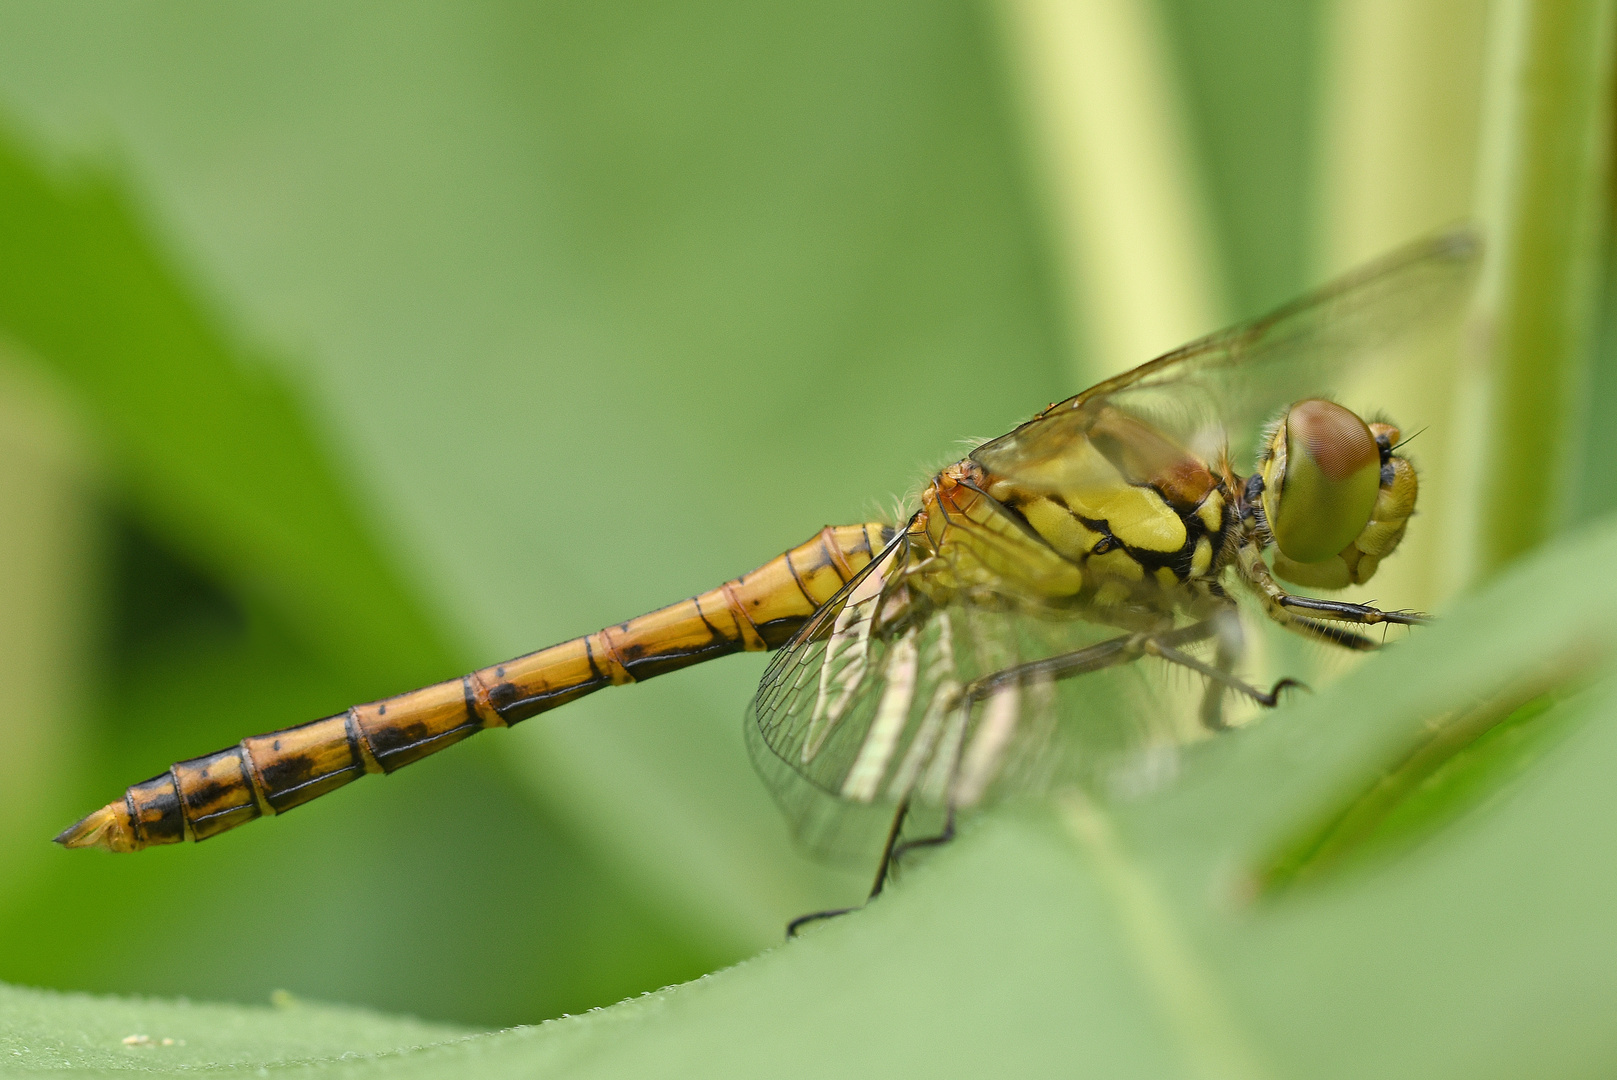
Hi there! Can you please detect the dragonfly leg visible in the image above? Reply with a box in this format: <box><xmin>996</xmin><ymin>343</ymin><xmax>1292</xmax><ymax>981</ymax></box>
<box><xmin>885</xmin><ymin>807</ymin><xmax>957</xmax><ymax>882</ymax></box>
<box><xmin>1142</xmin><ymin>636</ymin><xmax>1303</xmax><ymax>714</ymax></box>
<box><xmin>1235</xmin><ymin>541</ymin><xmax>1421</xmax><ymax>651</ymax></box>
<box><xmin>785</xmin><ymin>906</ymin><xmax>857</xmax><ymax>938</ymax></box>
<box><xmin>790</xmin><ymin>620</ymin><xmax>1289</xmax><ymax>939</ymax></box>
<box><xmin>1276</xmin><ymin>594</ymin><xmax>1428</xmax><ymax>626</ymax></box>
<box><xmin>962</xmin><ymin>621</ymin><xmax>1212</xmax><ymax>700</ymax></box>
<box><xmin>790</xmin><ymin>619</ymin><xmax>1296</xmax><ymax>939</ymax></box>
<box><xmin>937</xmin><ymin>623</ymin><xmax>1216</xmax><ymax>808</ymax></box>
<box><xmin>867</xmin><ymin>798</ymin><xmax>916</xmax><ymax>898</ymax></box>
<box><xmin>967</xmin><ymin>619</ymin><xmax>1295</xmax><ymax>732</ymax></box>
<box><xmin>786</xmin><ymin>798</ymin><xmax>912</xmax><ymax>938</ymax></box>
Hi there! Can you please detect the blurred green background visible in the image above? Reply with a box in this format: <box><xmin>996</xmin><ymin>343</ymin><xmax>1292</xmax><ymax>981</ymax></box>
<box><xmin>0</xmin><ymin>0</ymin><xmax>1609</xmax><ymax>1033</ymax></box>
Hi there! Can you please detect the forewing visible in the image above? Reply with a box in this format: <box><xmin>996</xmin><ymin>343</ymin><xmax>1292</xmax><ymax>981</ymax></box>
<box><xmin>973</xmin><ymin>228</ymin><xmax>1480</xmax><ymax>489</ymax></box>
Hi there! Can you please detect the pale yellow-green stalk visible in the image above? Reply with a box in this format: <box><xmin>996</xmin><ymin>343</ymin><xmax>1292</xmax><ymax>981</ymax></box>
<box><xmin>993</xmin><ymin>0</ymin><xmax>1226</xmax><ymax>386</ymax></box>
<box><xmin>1459</xmin><ymin>0</ymin><xmax>1616</xmax><ymax>582</ymax></box>
<box><xmin>0</xmin><ymin>346</ymin><xmax>95</xmax><ymax>900</ymax></box>
<box><xmin>1316</xmin><ymin>0</ymin><xmax>1490</xmax><ymax>615</ymax></box>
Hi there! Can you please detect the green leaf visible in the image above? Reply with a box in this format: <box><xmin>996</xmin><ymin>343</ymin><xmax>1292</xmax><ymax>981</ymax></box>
<box><xmin>8</xmin><ymin>513</ymin><xmax>1617</xmax><ymax>1077</ymax></box>
<box><xmin>0</xmin><ymin>982</ymin><xmax>472</xmax><ymax>1075</ymax></box>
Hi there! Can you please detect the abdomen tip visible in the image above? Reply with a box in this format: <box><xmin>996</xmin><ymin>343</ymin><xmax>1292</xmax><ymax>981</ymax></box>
<box><xmin>54</xmin><ymin>802</ymin><xmax>140</xmax><ymax>853</ymax></box>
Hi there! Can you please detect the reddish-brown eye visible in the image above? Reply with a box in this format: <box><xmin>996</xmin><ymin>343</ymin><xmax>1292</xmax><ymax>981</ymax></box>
<box><xmin>1260</xmin><ymin>399</ymin><xmax>1381</xmax><ymax>564</ymax></box>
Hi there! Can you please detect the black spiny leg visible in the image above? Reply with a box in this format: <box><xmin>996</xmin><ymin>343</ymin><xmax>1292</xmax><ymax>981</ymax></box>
<box><xmin>965</xmin><ymin>618</ymin><xmax>1299</xmax><ymax>736</ymax></box>
<box><xmin>786</xmin><ymin>799</ymin><xmax>912</xmax><ymax>938</ymax></box>
<box><xmin>1275</xmin><ymin>594</ymin><xmax>1428</xmax><ymax>626</ymax></box>
<box><xmin>1235</xmin><ymin>542</ymin><xmax>1426</xmax><ymax>650</ymax></box>
<box><xmin>885</xmin><ymin>807</ymin><xmax>956</xmax><ymax>884</ymax></box>
<box><xmin>787</xmin><ymin>619</ymin><xmax>1295</xmax><ymax>939</ymax></box>
<box><xmin>1143</xmin><ymin>637</ymin><xmax>1303</xmax><ymax>712</ymax></box>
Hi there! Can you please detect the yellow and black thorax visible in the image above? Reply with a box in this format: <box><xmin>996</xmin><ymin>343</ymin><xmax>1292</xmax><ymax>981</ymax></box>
<box><xmin>905</xmin><ymin>407</ymin><xmax>1234</xmax><ymax>615</ymax></box>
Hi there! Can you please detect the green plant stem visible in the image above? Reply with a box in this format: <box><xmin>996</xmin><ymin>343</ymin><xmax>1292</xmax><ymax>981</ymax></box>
<box><xmin>994</xmin><ymin>0</ymin><xmax>1224</xmax><ymax>386</ymax></box>
<box><xmin>1468</xmin><ymin>0</ymin><xmax>1616</xmax><ymax>579</ymax></box>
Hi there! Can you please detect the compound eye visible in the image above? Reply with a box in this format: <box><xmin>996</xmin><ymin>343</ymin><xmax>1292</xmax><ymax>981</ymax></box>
<box><xmin>1260</xmin><ymin>399</ymin><xmax>1381</xmax><ymax>564</ymax></box>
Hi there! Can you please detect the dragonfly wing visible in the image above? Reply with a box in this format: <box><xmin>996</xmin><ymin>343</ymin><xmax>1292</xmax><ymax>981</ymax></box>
<box><xmin>974</xmin><ymin>228</ymin><xmax>1480</xmax><ymax>488</ymax></box>
<box><xmin>746</xmin><ymin>533</ymin><xmax>1191</xmax><ymax>860</ymax></box>
<box><xmin>745</xmin><ymin>532</ymin><xmax>921</xmax><ymax>860</ymax></box>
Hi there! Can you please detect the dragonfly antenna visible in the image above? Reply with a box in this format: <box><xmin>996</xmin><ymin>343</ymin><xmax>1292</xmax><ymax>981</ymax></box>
<box><xmin>1390</xmin><ymin>426</ymin><xmax>1428</xmax><ymax>453</ymax></box>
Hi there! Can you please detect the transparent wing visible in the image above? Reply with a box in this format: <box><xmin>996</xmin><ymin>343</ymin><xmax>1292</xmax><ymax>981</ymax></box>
<box><xmin>745</xmin><ymin>532</ymin><xmax>1196</xmax><ymax>862</ymax></box>
<box><xmin>973</xmin><ymin>228</ymin><xmax>1480</xmax><ymax>490</ymax></box>
<box><xmin>745</xmin><ymin>533</ymin><xmax>919</xmax><ymax>860</ymax></box>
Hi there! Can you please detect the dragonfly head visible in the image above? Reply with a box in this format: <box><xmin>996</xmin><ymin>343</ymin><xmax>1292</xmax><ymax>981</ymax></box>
<box><xmin>1258</xmin><ymin>399</ymin><xmax>1417</xmax><ymax>589</ymax></box>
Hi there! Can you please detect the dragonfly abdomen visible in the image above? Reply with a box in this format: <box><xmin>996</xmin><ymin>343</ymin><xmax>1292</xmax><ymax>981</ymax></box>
<box><xmin>58</xmin><ymin>523</ymin><xmax>892</xmax><ymax>852</ymax></box>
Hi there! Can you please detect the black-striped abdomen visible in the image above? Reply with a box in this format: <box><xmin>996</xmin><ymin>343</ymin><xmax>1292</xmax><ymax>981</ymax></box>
<box><xmin>57</xmin><ymin>522</ymin><xmax>892</xmax><ymax>852</ymax></box>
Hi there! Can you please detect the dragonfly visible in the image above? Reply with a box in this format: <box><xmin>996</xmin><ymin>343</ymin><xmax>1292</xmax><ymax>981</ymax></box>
<box><xmin>57</xmin><ymin>230</ymin><xmax>1478</xmax><ymax>919</ymax></box>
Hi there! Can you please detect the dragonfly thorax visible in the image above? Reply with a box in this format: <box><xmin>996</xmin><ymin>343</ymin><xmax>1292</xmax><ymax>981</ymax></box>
<box><xmin>906</xmin><ymin>420</ymin><xmax>1235</xmax><ymax>621</ymax></box>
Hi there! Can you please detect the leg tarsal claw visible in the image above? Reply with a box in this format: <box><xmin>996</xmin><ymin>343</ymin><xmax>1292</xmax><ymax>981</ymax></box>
<box><xmin>1258</xmin><ymin>677</ymin><xmax>1307</xmax><ymax>706</ymax></box>
<box><xmin>786</xmin><ymin>908</ymin><xmax>858</xmax><ymax>937</ymax></box>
